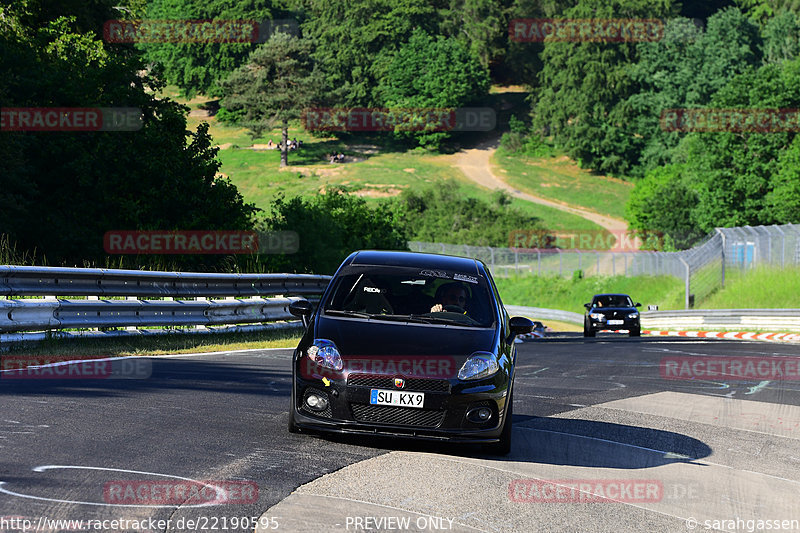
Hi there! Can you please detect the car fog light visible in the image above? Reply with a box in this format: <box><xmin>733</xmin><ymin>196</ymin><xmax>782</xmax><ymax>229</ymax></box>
<box><xmin>467</xmin><ymin>406</ymin><xmax>493</xmax><ymax>423</ymax></box>
<box><xmin>305</xmin><ymin>394</ymin><xmax>329</xmax><ymax>411</ymax></box>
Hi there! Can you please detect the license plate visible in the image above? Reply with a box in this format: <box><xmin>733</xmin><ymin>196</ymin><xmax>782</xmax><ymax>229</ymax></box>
<box><xmin>607</xmin><ymin>319</ymin><xmax>624</xmax><ymax>325</ymax></box>
<box><xmin>370</xmin><ymin>389</ymin><xmax>424</xmax><ymax>408</ymax></box>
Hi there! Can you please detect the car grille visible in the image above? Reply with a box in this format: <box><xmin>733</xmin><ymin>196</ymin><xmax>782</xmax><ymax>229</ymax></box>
<box><xmin>347</xmin><ymin>374</ymin><xmax>450</xmax><ymax>393</ymax></box>
<box><xmin>350</xmin><ymin>404</ymin><xmax>445</xmax><ymax>428</ymax></box>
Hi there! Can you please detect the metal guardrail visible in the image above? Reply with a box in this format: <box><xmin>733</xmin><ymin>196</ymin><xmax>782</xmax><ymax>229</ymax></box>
<box><xmin>505</xmin><ymin>306</ymin><xmax>800</xmax><ymax>332</ymax></box>
<box><xmin>641</xmin><ymin>309</ymin><xmax>800</xmax><ymax>332</ymax></box>
<box><xmin>0</xmin><ymin>265</ymin><xmax>329</xmax><ymax>297</ymax></box>
<box><xmin>0</xmin><ymin>266</ymin><xmax>331</xmax><ymax>341</ymax></box>
<box><xmin>504</xmin><ymin>305</ymin><xmax>584</xmax><ymax>324</ymax></box>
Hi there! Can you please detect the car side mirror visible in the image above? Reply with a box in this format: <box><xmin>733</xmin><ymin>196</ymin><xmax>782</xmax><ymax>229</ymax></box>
<box><xmin>289</xmin><ymin>300</ymin><xmax>313</xmax><ymax>328</ymax></box>
<box><xmin>635</xmin><ymin>302</ymin><xmax>642</xmax><ymax>307</ymax></box>
<box><xmin>508</xmin><ymin>316</ymin><xmax>534</xmax><ymax>342</ymax></box>
<box><xmin>583</xmin><ymin>303</ymin><xmax>592</xmax><ymax>310</ymax></box>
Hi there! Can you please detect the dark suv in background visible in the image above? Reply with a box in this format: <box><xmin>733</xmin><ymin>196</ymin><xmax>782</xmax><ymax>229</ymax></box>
<box><xmin>583</xmin><ymin>293</ymin><xmax>641</xmax><ymax>337</ymax></box>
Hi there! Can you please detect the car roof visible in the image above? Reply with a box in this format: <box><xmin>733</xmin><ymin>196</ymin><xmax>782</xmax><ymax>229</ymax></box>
<box><xmin>593</xmin><ymin>293</ymin><xmax>632</xmax><ymax>298</ymax></box>
<box><xmin>347</xmin><ymin>250</ymin><xmax>481</xmax><ymax>274</ymax></box>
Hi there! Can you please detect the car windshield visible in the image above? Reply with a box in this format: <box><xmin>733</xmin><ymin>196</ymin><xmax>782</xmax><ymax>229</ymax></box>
<box><xmin>323</xmin><ymin>267</ymin><xmax>496</xmax><ymax>328</ymax></box>
<box><xmin>593</xmin><ymin>295</ymin><xmax>634</xmax><ymax>308</ymax></box>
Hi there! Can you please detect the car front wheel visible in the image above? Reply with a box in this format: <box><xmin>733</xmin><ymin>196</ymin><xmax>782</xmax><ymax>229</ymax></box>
<box><xmin>583</xmin><ymin>323</ymin><xmax>595</xmax><ymax>337</ymax></box>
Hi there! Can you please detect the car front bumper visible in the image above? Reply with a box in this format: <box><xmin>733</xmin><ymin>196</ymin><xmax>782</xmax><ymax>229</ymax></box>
<box><xmin>291</xmin><ymin>376</ymin><xmax>510</xmax><ymax>443</ymax></box>
<box><xmin>588</xmin><ymin>318</ymin><xmax>640</xmax><ymax>331</ymax></box>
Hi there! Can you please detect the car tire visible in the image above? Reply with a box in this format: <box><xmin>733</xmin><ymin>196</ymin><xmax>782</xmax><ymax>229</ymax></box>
<box><xmin>288</xmin><ymin>386</ymin><xmax>301</xmax><ymax>434</ymax></box>
<box><xmin>486</xmin><ymin>391</ymin><xmax>513</xmax><ymax>456</ymax></box>
<box><xmin>583</xmin><ymin>325</ymin><xmax>595</xmax><ymax>337</ymax></box>
<box><xmin>629</xmin><ymin>328</ymin><xmax>641</xmax><ymax>337</ymax></box>
<box><xmin>288</xmin><ymin>408</ymin><xmax>300</xmax><ymax>433</ymax></box>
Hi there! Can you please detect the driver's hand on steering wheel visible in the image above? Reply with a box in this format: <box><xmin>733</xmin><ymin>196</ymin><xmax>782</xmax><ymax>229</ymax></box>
<box><xmin>430</xmin><ymin>303</ymin><xmax>445</xmax><ymax>313</ymax></box>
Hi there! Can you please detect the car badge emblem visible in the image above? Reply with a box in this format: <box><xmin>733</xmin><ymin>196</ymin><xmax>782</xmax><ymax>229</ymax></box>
<box><xmin>394</xmin><ymin>378</ymin><xmax>405</xmax><ymax>389</ymax></box>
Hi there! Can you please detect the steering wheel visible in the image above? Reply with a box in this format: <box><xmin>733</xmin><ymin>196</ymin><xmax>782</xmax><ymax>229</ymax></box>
<box><xmin>442</xmin><ymin>304</ymin><xmax>466</xmax><ymax>314</ymax></box>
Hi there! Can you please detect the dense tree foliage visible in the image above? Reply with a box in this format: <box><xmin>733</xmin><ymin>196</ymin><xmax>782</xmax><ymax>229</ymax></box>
<box><xmin>626</xmin><ymin>9</ymin><xmax>762</xmax><ymax>172</ymax></box>
<box><xmin>531</xmin><ymin>0</ymin><xmax>675</xmax><ymax>176</ymax></box>
<box><xmin>300</xmin><ymin>0</ymin><xmax>440</xmax><ymax>108</ymax></box>
<box><xmin>627</xmin><ymin>56</ymin><xmax>800</xmax><ymax>243</ymax></box>
<box><xmin>0</xmin><ymin>0</ymin><xmax>256</xmax><ymax>268</ymax></box>
<box><xmin>258</xmin><ymin>189</ymin><xmax>408</xmax><ymax>274</ymax></box>
<box><xmin>138</xmin><ymin>0</ymin><xmax>276</xmax><ymax>98</ymax></box>
<box><xmin>374</xmin><ymin>28</ymin><xmax>490</xmax><ymax>148</ymax></box>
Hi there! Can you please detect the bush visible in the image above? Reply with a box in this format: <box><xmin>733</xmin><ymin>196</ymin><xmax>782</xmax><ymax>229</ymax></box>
<box><xmin>258</xmin><ymin>189</ymin><xmax>408</xmax><ymax>274</ymax></box>
<box><xmin>392</xmin><ymin>182</ymin><xmax>545</xmax><ymax>247</ymax></box>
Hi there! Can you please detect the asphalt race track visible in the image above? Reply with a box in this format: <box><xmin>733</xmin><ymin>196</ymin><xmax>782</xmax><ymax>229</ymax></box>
<box><xmin>1</xmin><ymin>335</ymin><xmax>799</xmax><ymax>532</ymax></box>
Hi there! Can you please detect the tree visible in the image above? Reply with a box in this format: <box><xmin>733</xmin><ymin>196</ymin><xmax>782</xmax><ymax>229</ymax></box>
<box><xmin>137</xmin><ymin>0</ymin><xmax>276</xmax><ymax>98</ymax></box>
<box><xmin>220</xmin><ymin>32</ymin><xmax>318</xmax><ymax>166</ymax></box>
<box><xmin>625</xmin><ymin>165</ymin><xmax>703</xmax><ymax>249</ymax></box>
<box><xmin>259</xmin><ymin>189</ymin><xmax>408</xmax><ymax>274</ymax></box>
<box><xmin>531</xmin><ymin>0</ymin><xmax>675</xmax><ymax>177</ymax></box>
<box><xmin>626</xmin><ymin>9</ymin><xmax>761</xmax><ymax>172</ymax></box>
<box><xmin>301</xmin><ymin>0</ymin><xmax>440</xmax><ymax>108</ymax></box>
<box><xmin>439</xmin><ymin>0</ymin><xmax>506</xmax><ymax>71</ymax></box>
<box><xmin>762</xmin><ymin>9</ymin><xmax>800</xmax><ymax>62</ymax></box>
<box><xmin>0</xmin><ymin>1</ymin><xmax>257</xmax><ymax>268</ymax></box>
<box><xmin>683</xmin><ymin>57</ymin><xmax>800</xmax><ymax>232</ymax></box>
<box><xmin>373</xmin><ymin>28</ymin><xmax>490</xmax><ymax>148</ymax></box>
<box><xmin>767</xmin><ymin>136</ymin><xmax>800</xmax><ymax>222</ymax></box>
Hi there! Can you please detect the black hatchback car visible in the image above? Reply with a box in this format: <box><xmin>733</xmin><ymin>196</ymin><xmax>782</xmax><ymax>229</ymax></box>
<box><xmin>288</xmin><ymin>250</ymin><xmax>533</xmax><ymax>454</ymax></box>
<box><xmin>583</xmin><ymin>293</ymin><xmax>642</xmax><ymax>337</ymax></box>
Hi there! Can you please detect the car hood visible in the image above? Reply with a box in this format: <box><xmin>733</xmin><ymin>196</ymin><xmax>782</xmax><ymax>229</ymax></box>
<box><xmin>314</xmin><ymin>315</ymin><xmax>496</xmax><ymax>377</ymax></box>
<box><xmin>588</xmin><ymin>307</ymin><xmax>638</xmax><ymax>314</ymax></box>
<box><xmin>316</xmin><ymin>315</ymin><xmax>496</xmax><ymax>355</ymax></box>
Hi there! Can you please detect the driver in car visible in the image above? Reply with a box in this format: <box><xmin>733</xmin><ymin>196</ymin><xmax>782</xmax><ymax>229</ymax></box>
<box><xmin>430</xmin><ymin>282</ymin><xmax>468</xmax><ymax>313</ymax></box>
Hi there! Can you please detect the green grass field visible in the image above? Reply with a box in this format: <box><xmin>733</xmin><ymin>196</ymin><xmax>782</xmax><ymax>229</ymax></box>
<box><xmin>701</xmin><ymin>267</ymin><xmax>800</xmax><ymax>309</ymax></box>
<box><xmin>495</xmin><ymin>273</ymin><xmax>686</xmax><ymax>313</ymax></box>
<box><xmin>492</xmin><ymin>147</ymin><xmax>634</xmax><ymax>220</ymax></box>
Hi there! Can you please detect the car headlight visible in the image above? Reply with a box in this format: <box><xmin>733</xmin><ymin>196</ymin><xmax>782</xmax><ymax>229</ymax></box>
<box><xmin>458</xmin><ymin>352</ymin><xmax>499</xmax><ymax>381</ymax></box>
<box><xmin>589</xmin><ymin>313</ymin><xmax>605</xmax><ymax>320</ymax></box>
<box><xmin>627</xmin><ymin>312</ymin><xmax>639</xmax><ymax>319</ymax></box>
<box><xmin>306</xmin><ymin>339</ymin><xmax>343</xmax><ymax>371</ymax></box>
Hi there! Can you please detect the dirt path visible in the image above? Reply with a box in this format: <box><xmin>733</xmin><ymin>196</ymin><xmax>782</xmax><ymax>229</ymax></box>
<box><xmin>446</xmin><ymin>137</ymin><xmax>632</xmax><ymax>244</ymax></box>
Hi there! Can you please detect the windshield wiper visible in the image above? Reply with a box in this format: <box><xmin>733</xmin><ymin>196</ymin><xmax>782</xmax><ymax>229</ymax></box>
<box><xmin>324</xmin><ymin>309</ymin><xmax>371</xmax><ymax>318</ymax></box>
<box><xmin>408</xmin><ymin>314</ymin><xmax>477</xmax><ymax>326</ymax></box>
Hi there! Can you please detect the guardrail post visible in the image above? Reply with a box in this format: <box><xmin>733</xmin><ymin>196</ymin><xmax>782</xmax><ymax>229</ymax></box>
<box><xmin>680</xmin><ymin>257</ymin><xmax>690</xmax><ymax>309</ymax></box>
<box><xmin>774</xmin><ymin>225</ymin><xmax>785</xmax><ymax>268</ymax></box>
<box><xmin>716</xmin><ymin>228</ymin><xmax>726</xmax><ymax>289</ymax></box>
